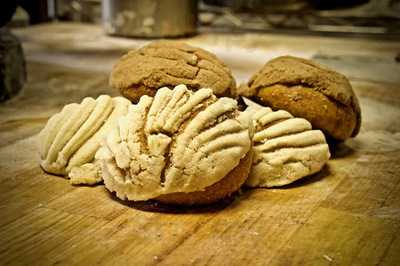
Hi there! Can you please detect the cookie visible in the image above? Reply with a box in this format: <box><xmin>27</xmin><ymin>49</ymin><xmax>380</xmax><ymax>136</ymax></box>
<box><xmin>243</xmin><ymin>98</ymin><xmax>330</xmax><ymax>187</ymax></box>
<box><xmin>38</xmin><ymin>95</ymin><xmax>131</xmax><ymax>185</ymax></box>
<box><xmin>237</xmin><ymin>56</ymin><xmax>361</xmax><ymax>141</ymax></box>
<box><xmin>99</xmin><ymin>84</ymin><xmax>252</xmax><ymax>205</ymax></box>
<box><xmin>110</xmin><ymin>41</ymin><xmax>236</xmax><ymax>102</ymax></box>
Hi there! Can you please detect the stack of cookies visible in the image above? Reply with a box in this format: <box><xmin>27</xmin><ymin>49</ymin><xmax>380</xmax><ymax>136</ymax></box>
<box><xmin>38</xmin><ymin>41</ymin><xmax>361</xmax><ymax>206</ymax></box>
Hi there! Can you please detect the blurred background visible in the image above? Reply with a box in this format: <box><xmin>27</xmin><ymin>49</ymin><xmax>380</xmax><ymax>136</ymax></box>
<box><xmin>1</xmin><ymin>0</ymin><xmax>400</xmax><ymax>102</ymax></box>
<box><xmin>3</xmin><ymin>0</ymin><xmax>400</xmax><ymax>37</ymax></box>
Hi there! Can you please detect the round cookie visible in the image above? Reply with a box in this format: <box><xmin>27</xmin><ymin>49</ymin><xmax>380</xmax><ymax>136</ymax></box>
<box><xmin>237</xmin><ymin>56</ymin><xmax>361</xmax><ymax>141</ymax></box>
<box><xmin>110</xmin><ymin>41</ymin><xmax>236</xmax><ymax>103</ymax></box>
<box><xmin>98</xmin><ymin>84</ymin><xmax>252</xmax><ymax>205</ymax></box>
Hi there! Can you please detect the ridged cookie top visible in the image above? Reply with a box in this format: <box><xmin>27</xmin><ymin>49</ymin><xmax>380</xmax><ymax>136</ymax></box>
<box><xmin>38</xmin><ymin>95</ymin><xmax>131</xmax><ymax>184</ymax></box>
<box><xmin>243</xmin><ymin>99</ymin><xmax>330</xmax><ymax>187</ymax></box>
<box><xmin>99</xmin><ymin>84</ymin><xmax>252</xmax><ymax>201</ymax></box>
<box><xmin>110</xmin><ymin>41</ymin><xmax>236</xmax><ymax>99</ymax></box>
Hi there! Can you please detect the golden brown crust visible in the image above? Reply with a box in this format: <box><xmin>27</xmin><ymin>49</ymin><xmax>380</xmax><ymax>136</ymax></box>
<box><xmin>257</xmin><ymin>85</ymin><xmax>358</xmax><ymax>140</ymax></box>
<box><xmin>110</xmin><ymin>41</ymin><xmax>236</xmax><ymax>102</ymax></box>
<box><xmin>237</xmin><ymin>56</ymin><xmax>361</xmax><ymax>140</ymax></box>
<box><xmin>119</xmin><ymin>84</ymin><xmax>157</xmax><ymax>103</ymax></box>
<box><xmin>155</xmin><ymin>151</ymin><xmax>253</xmax><ymax>206</ymax></box>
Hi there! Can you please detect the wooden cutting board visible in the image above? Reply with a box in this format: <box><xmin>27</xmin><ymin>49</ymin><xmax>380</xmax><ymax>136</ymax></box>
<box><xmin>0</xmin><ymin>23</ymin><xmax>399</xmax><ymax>265</ymax></box>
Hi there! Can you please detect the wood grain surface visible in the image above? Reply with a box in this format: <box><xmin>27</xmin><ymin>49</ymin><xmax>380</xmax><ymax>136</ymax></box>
<box><xmin>0</xmin><ymin>23</ymin><xmax>399</xmax><ymax>265</ymax></box>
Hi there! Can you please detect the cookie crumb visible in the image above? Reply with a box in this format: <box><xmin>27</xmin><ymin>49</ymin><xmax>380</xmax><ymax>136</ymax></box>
<box><xmin>323</xmin><ymin>254</ymin><xmax>333</xmax><ymax>262</ymax></box>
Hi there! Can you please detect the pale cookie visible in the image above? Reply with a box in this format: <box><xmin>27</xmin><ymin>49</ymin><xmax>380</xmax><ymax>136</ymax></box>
<box><xmin>99</xmin><ymin>84</ymin><xmax>252</xmax><ymax>205</ymax></box>
<box><xmin>243</xmin><ymin>98</ymin><xmax>330</xmax><ymax>187</ymax></box>
<box><xmin>38</xmin><ymin>95</ymin><xmax>131</xmax><ymax>185</ymax></box>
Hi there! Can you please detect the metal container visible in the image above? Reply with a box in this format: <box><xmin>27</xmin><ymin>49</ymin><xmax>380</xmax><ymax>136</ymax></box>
<box><xmin>102</xmin><ymin>0</ymin><xmax>198</xmax><ymax>37</ymax></box>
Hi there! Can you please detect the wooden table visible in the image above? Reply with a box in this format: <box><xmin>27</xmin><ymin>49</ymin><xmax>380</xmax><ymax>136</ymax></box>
<box><xmin>1</xmin><ymin>23</ymin><xmax>399</xmax><ymax>265</ymax></box>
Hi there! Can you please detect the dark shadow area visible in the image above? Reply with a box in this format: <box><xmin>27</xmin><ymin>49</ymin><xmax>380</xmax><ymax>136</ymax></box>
<box><xmin>71</xmin><ymin>181</ymin><xmax>104</xmax><ymax>188</ymax></box>
<box><xmin>106</xmin><ymin>188</ymin><xmax>244</xmax><ymax>214</ymax></box>
<box><xmin>327</xmin><ymin>137</ymin><xmax>356</xmax><ymax>159</ymax></box>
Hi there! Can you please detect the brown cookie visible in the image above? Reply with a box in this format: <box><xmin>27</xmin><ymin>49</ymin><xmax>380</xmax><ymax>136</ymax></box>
<box><xmin>110</xmin><ymin>41</ymin><xmax>236</xmax><ymax>102</ymax></box>
<box><xmin>237</xmin><ymin>56</ymin><xmax>361</xmax><ymax>141</ymax></box>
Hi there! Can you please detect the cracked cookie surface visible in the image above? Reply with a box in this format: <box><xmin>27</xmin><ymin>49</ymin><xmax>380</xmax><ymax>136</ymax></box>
<box><xmin>110</xmin><ymin>41</ymin><xmax>236</xmax><ymax>103</ymax></box>
<box><xmin>99</xmin><ymin>84</ymin><xmax>252</xmax><ymax>203</ymax></box>
<box><xmin>243</xmin><ymin>98</ymin><xmax>330</xmax><ymax>187</ymax></box>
